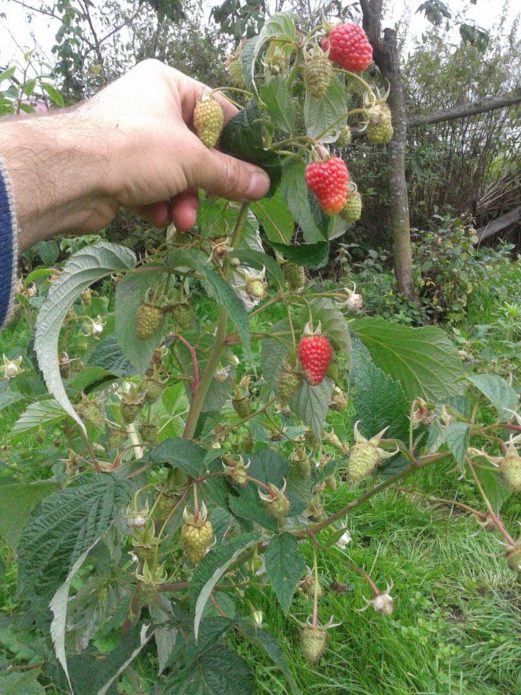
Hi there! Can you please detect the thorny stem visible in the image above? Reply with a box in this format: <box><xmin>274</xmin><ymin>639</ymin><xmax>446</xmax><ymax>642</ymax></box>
<box><xmin>250</xmin><ymin>290</ymin><xmax>284</xmax><ymax>317</ymax></box>
<box><xmin>182</xmin><ymin>203</ymin><xmax>250</xmax><ymax>439</ymax></box>
<box><xmin>312</xmin><ymin>546</ymin><xmax>319</xmax><ymax>628</ymax></box>
<box><xmin>170</xmin><ymin>333</ymin><xmax>200</xmax><ymax>394</ymax></box>
<box><xmin>467</xmin><ymin>460</ymin><xmax>515</xmax><ymax>546</ymax></box>
<box><xmin>193</xmin><ymin>483</ymin><xmax>199</xmax><ymax>523</ymax></box>
<box><xmin>395</xmin><ymin>487</ymin><xmax>488</xmax><ymax>522</ymax></box>
<box><xmin>296</xmin><ymin>451</ymin><xmax>452</xmax><ymax>538</ymax></box>
<box><xmin>345</xmin><ymin>557</ymin><xmax>379</xmax><ymax>595</ymax></box>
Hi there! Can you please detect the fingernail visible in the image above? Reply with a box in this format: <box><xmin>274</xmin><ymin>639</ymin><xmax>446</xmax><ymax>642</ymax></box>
<box><xmin>246</xmin><ymin>170</ymin><xmax>270</xmax><ymax>200</ymax></box>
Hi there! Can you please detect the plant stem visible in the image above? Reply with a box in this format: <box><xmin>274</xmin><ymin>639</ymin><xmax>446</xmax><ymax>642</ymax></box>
<box><xmin>182</xmin><ymin>203</ymin><xmax>250</xmax><ymax>440</ymax></box>
<box><xmin>296</xmin><ymin>451</ymin><xmax>451</xmax><ymax>538</ymax></box>
<box><xmin>467</xmin><ymin>461</ymin><xmax>515</xmax><ymax>545</ymax></box>
<box><xmin>312</xmin><ymin>546</ymin><xmax>319</xmax><ymax>628</ymax></box>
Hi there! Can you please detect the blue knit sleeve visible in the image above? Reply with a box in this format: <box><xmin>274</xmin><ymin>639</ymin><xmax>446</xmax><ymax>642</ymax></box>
<box><xmin>0</xmin><ymin>159</ymin><xmax>19</xmax><ymax>329</ymax></box>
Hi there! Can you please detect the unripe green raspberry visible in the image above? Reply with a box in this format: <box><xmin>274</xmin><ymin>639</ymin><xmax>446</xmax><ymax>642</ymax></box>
<box><xmin>283</xmin><ymin>262</ymin><xmax>306</xmax><ymax>290</ymax></box>
<box><xmin>107</xmin><ymin>426</ymin><xmax>128</xmax><ymax>450</ymax></box>
<box><xmin>142</xmin><ymin>378</ymin><xmax>164</xmax><ymax>405</ymax></box>
<box><xmin>171</xmin><ymin>302</ymin><xmax>195</xmax><ymax>332</ymax></box>
<box><xmin>267</xmin><ymin>494</ymin><xmax>290</xmax><ymax>521</ymax></box>
<box><xmin>120</xmin><ymin>402</ymin><xmax>141</xmax><ymax>425</ymax></box>
<box><xmin>276</xmin><ymin>368</ymin><xmax>302</xmax><ymax>404</ymax></box>
<box><xmin>340</xmin><ymin>190</ymin><xmax>363</xmax><ymax>223</ymax></box>
<box><xmin>500</xmin><ymin>454</ymin><xmax>521</xmax><ymax>492</ymax></box>
<box><xmin>232</xmin><ymin>396</ymin><xmax>251</xmax><ymax>419</ymax></box>
<box><xmin>181</xmin><ymin>519</ymin><xmax>214</xmax><ymax>566</ymax></box>
<box><xmin>139</xmin><ymin>423</ymin><xmax>158</xmax><ymax>446</ymax></box>
<box><xmin>335</xmin><ymin>125</ymin><xmax>352</xmax><ymax>147</ymax></box>
<box><xmin>264</xmin><ymin>43</ymin><xmax>289</xmax><ymax>75</ymax></box>
<box><xmin>227</xmin><ymin>56</ymin><xmax>245</xmax><ymax>87</ymax></box>
<box><xmin>136</xmin><ymin>303</ymin><xmax>163</xmax><ymax>340</ymax></box>
<box><xmin>304</xmin><ymin>47</ymin><xmax>332</xmax><ymax>98</ymax></box>
<box><xmin>347</xmin><ymin>442</ymin><xmax>380</xmax><ymax>482</ymax></box>
<box><xmin>367</xmin><ymin>120</ymin><xmax>393</xmax><ymax>144</ymax></box>
<box><xmin>367</xmin><ymin>104</ymin><xmax>393</xmax><ymax>144</ymax></box>
<box><xmin>260</xmin><ymin>483</ymin><xmax>290</xmax><ymax>522</ymax></box>
<box><xmin>300</xmin><ymin>626</ymin><xmax>327</xmax><ymax>664</ymax></box>
<box><xmin>290</xmin><ymin>446</ymin><xmax>311</xmax><ymax>479</ymax></box>
<box><xmin>325</xmin><ymin>474</ymin><xmax>337</xmax><ymax>490</ymax></box>
<box><xmin>194</xmin><ymin>94</ymin><xmax>224</xmax><ymax>149</ymax></box>
<box><xmin>77</xmin><ymin>400</ymin><xmax>104</xmax><ymax>429</ymax></box>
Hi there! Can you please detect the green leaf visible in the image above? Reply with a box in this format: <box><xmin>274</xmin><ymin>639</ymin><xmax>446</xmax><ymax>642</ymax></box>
<box><xmin>351</xmin><ymin>317</ymin><xmax>465</xmax><ymax>402</ymax></box>
<box><xmin>264</xmin><ymin>533</ymin><xmax>306</xmax><ymax>613</ymax></box>
<box><xmin>220</xmin><ymin>100</ymin><xmax>282</xmax><ymax>193</ymax></box>
<box><xmin>304</xmin><ymin>73</ymin><xmax>347</xmax><ymax>143</ymax></box>
<box><xmin>241</xmin><ymin>34</ymin><xmax>261</xmax><ymax>93</ymax></box>
<box><xmin>259</xmin><ymin>76</ymin><xmax>296</xmax><ymax>133</ymax></box>
<box><xmin>269</xmin><ymin>241</ymin><xmax>330</xmax><ymax>269</ymax></box>
<box><xmin>149</xmin><ymin>598</ymin><xmax>177</xmax><ymax>676</ymax></box>
<box><xmin>309</xmin><ymin>297</ymin><xmax>352</xmax><ymax>362</ymax></box>
<box><xmin>445</xmin><ymin>422</ymin><xmax>469</xmax><ymax>469</ymax></box>
<box><xmin>228</xmin><ymin>486</ymin><xmax>279</xmax><ymax>532</ymax></box>
<box><xmin>236</xmin><ymin>623</ymin><xmax>301</xmax><ymax>695</ymax></box>
<box><xmin>232</xmin><ymin>248</ymin><xmax>285</xmax><ymax>287</ymax></box>
<box><xmin>50</xmin><ymin>545</ymin><xmax>100</xmax><ymax>695</ymax></box>
<box><xmin>116</xmin><ymin>269</ymin><xmax>165</xmax><ymax>373</ymax></box>
<box><xmin>44</xmin><ymin>624</ymin><xmax>152</xmax><ymax>695</ymax></box>
<box><xmin>0</xmin><ymin>670</ymin><xmax>45</xmax><ymax>695</ymax></box>
<box><xmin>351</xmin><ymin>336</ymin><xmax>409</xmax><ymax>442</ymax></box>
<box><xmin>474</xmin><ymin>465</ymin><xmax>510</xmax><ymax>513</ymax></box>
<box><xmin>201</xmin><ymin>266</ymin><xmax>251</xmax><ymax>358</ymax></box>
<box><xmin>0</xmin><ymin>480</ymin><xmax>59</xmax><ymax>551</ymax></box>
<box><xmin>10</xmin><ymin>399</ymin><xmax>68</xmax><ymax>438</ymax></box>
<box><xmin>262</xmin><ymin>13</ymin><xmax>297</xmax><ymax>39</ymax></box>
<box><xmin>166</xmin><ymin>644</ymin><xmax>255</xmax><ymax>695</ymax></box>
<box><xmin>291</xmin><ymin>378</ymin><xmax>334</xmax><ymax>438</ymax></box>
<box><xmin>87</xmin><ymin>335</ymin><xmax>136</xmax><ymax>377</ymax></box>
<box><xmin>0</xmin><ymin>66</ymin><xmax>16</xmax><ymax>82</ymax></box>
<box><xmin>149</xmin><ymin>437</ymin><xmax>207</xmax><ymax>476</ymax></box>
<box><xmin>190</xmin><ymin>534</ymin><xmax>258</xmax><ymax>640</ymax></box>
<box><xmin>251</xmin><ymin>190</ymin><xmax>294</xmax><ymax>244</ymax></box>
<box><xmin>248</xmin><ymin>449</ymin><xmax>289</xmax><ymax>486</ymax></box>
<box><xmin>467</xmin><ymin>374</ymin><xmax>518</xmax><ymax>419</ymax></box>
<box><xmin>0</xmin><ymin>386</ymin><xmax>23</xmax><ymax>411</ymax></box>
<box><xmin>280</xmin><ymin>159</ymin><xmax>324</xmax><ymax>243</ymax></box>
<box><xmin>41</xmin><ymin>82</ymin><xmax>65</xmax><ymax>106</ymax></box>
<box><xmin>260</xmin><ymin>319</ymin><xmax>290</xmax><ymax>391</ymax></box>
<box><xmin>18</xmin><ymin>474</ymin><xmax>130</xmax><ymax>600</ymax></box>
<box><xmin>35</xmin><ymin>242</ymin><xmax>136</xmax><ymax>434</ymax></box>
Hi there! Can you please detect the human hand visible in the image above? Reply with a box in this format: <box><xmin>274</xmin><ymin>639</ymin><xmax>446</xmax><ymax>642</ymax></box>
<box><xmin>0</xmin><ymin>60</ymin><xmax>270</xmax><ymax>250</ymax></box>
<box><xmin>79</xmin><ymin>59</ymin><xmax>270</xmax><ymax>230</ymax></box>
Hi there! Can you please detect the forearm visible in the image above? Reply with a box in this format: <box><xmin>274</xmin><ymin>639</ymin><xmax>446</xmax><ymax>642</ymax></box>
<box><xmin>0</xmin><ymin>110</ymin><xmax>112</xmax><ymax>251</ymax></box>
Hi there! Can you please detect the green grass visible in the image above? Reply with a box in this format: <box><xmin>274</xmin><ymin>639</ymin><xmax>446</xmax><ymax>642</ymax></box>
<box><xmin>239</xmin><ymin>487</ymin><xmax>520</xmax><ymax>695</ymax></box>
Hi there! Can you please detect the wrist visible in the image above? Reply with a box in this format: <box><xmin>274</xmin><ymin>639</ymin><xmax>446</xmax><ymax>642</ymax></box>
<box><xmin>0</xmin><ymin>110</ymin><xmax>111</xmax><ymax>251</ymax></box>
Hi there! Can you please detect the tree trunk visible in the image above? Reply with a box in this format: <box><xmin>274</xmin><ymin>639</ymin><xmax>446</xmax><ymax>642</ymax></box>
<box><xmin>361</xmin><ymin>1</ymin><xmax>415</xmax><ymax>299</ymax></box>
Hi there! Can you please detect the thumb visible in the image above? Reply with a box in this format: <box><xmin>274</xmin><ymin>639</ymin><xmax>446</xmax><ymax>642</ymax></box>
<box><xmin>192</xmin><ymin>145</ymin><xmax>270</xmax><ymax>201</ymax></box>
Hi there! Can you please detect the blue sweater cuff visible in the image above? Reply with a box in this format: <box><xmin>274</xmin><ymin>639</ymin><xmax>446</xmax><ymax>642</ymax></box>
<box><xmin>0</xmin><ymin>159</ymin><xmax>19</xmax><ymax>329</ymax></box>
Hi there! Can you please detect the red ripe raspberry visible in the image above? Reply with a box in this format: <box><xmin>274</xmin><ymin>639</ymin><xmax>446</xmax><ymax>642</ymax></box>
<box><xmin>322</xmin><ymin>24</ymin><xmax>373</xmax><ymax>73</ymax></box>
<box><xmin>298</xmin><ymin>335</ymin><xmax>333</xmax><ymax>386</ymax></box>
<box><xmin>305</xmin><ymin>156</ymin><xmax>349</xmax><ymax>216</ymax></box>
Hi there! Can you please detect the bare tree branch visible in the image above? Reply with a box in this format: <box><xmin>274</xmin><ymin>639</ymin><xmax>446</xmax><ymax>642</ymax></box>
<box><xmin>408</xmin><ymin>93</ymin><xmax>521</xmax><ymax>127</ymax></box>
<box><xmin>477</xmin><ymin>206</ymin><xmax>521</xmax><ymax>241</ymax></box>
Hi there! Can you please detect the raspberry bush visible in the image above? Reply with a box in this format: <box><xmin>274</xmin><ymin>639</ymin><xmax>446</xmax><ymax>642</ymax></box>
<box><xmin>1</xmin><ymin>13</ymin><xmax>520</xmax><ymax>695</ymax></box>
